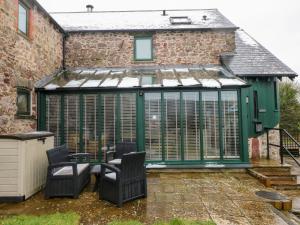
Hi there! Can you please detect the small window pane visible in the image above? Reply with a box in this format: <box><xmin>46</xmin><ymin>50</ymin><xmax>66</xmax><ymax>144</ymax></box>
<box><xmin>17</xmin><ymin>91</ymin><xmax>30</xmax><ymax>114</ymax></box>
<box><xmin>18</xmin><ymin>3</ymin><xmax>28</xmax><ymax>34</ymax></box>
<box><xmin>135</xmin><ymin>38</ymin><xmax>152</xmax><ymax>60</ymax></box>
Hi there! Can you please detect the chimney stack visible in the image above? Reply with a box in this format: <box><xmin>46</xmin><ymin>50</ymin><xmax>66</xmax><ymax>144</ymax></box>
<box><xmin>86</xmin><ymin>4</ymin><xmax>94</xmax><ymax>12</ymax></box>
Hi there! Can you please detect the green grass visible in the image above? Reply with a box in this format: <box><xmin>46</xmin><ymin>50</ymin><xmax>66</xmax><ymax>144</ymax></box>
<box><xmin>0</xmin><ymin>212</ymin><xmax>80</xmax><ymax>225</ymax></box>
<box><xmin>1</xmin><ymin>214</ymin><xmax>215</xmax><ymax>225</ymax></box>
<box><xmin>108</xmin><ymin>219</ymin><xmax>216</xmax><ymax>225</ymax></box>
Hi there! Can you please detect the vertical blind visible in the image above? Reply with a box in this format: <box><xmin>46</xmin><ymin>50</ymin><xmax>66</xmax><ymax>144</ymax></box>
<box><xmin>46</xmin><ymin>95</ymin><xmax>61</xmax><ymax>147</ymax></box>
<box><xmin>164</xmin><ymin>92</ymin><xmax>181</xmax><ymax>161</ymax></box>
<box><xmin>44</xmin><ymin>90</ymin><xmax>241</xmax><ymax>162</ymax></box>
<box><xmin>120</xmin><ymin>93</ymin><xmax>136</xmax><ymax>142</ymax></box>
<box><xmin>221</xmin><ymin>91</ymin><xmax>240</xmax><ymax>158</ymax></box>
<box><xmin>83</xmin><ymin>95</ymin><xmax>98</xmax><ymax>160</ymax></box>
<box><xmin>145</xmin><ymin>93</ymin><xmax>162</xmax><ymax>161</ymax></box>
<box><xmin>202</xmin><ymin>91</ymin><xmax>220</xmax><ymax>159</ymax></box>
<box><xmin>64</xmin><ymin>95</ymin><xmax>80</xmax><ymax>153</ymax></box>
<box><xmin>183</xmin><ymin>92</ymin><xmax>200</xmax><ymax>160</ymax></box>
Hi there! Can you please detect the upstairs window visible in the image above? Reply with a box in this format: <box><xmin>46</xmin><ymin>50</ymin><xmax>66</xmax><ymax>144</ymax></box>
<box><xmin>134</xmin><ymin>36</ymin><xmax>153</xmax><ymax>61</ymax></box>
<box><xmin>17</xmin><ymin>88</ymin><xmax>31</xmax><ymax>116</ymax></box>
<box><xmin>18</xmin><ymin>2</ymin><xmax>29</xmax><ymax>35</ymax></box>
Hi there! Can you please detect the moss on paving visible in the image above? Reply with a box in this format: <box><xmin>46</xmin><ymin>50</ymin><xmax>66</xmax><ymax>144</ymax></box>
<box><xmin>0</xmin><ymin>212</ymin><xmax>80</xmax><ymax>225</ymax></box>
<box><xmin>108</xmin><ymin>219</ymin><xmax>216</xmax><ymax>225</ymax></box>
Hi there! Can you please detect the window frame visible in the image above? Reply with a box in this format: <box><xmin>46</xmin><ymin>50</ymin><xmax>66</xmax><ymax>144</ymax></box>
<box><xmin>18</xmin><ymin>1</ymin><xmax>29</xmax><ymax>36</ymax></box>
<box><xmin>134</xmin><ymin>36</ymin><xmax>153</xmax><ymax>61</ymax></box>
<box><xmin>16</xmin><ymin>88</ymin><xmax>31</xmax><ymax>116</ymax></box>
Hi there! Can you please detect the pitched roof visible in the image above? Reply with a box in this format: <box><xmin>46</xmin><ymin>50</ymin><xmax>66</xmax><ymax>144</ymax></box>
<box><xmin>221</xmin><ymin>30</ymin><xmax>297</xmax><ymax>78</ymax></box>
<box><xmin>50</xmin><ymin>9</ymin><xmax>238</xmax><ymax>32</ymax></box>
<box><xmin>36</xmin><ymin>65</ymin><xmax>247</xmax><ymax>90</ymax></box>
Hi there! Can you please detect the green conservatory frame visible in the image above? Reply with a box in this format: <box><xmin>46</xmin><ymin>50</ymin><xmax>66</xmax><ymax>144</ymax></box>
<box><xmin>37</xmin><ymin>86</ymin><xmax>249</xmax><ymax>165</ymax></box>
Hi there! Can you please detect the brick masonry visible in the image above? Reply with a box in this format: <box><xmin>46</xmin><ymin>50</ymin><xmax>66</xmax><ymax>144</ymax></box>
<box><xmin>65</xmin><ymin>30</ymin><xmax>235</xmax><ymax>68</ymax></box>
<box><xmin>0</xmin><ymin>0</ymin><xmax>63</xmax><ymax>134</ymax></box>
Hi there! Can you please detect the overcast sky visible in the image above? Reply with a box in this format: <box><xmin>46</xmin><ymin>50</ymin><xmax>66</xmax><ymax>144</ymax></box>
<box><xmin>38</xmin><ymin>0</ymin><xmax>300</xmax><ymax>80</ymax></box>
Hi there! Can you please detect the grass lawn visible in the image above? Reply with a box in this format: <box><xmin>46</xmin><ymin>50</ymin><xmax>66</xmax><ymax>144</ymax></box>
<box><xmin>0</xmin><ymin>213</ymin><xmax>216</xmax><ymax>225</ymax></box>
<box><xmin>0</xmin><ymin>212</ymin><xmax>80</xmax><ymax>225</ymax></box>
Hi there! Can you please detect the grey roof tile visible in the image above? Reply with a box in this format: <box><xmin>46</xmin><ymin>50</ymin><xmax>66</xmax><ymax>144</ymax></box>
<box><xmin>50</xmin><ymin>9</ymin><xmax>237</xmax><ymax>32</ymax></box>
<box><xmin>221</xmin><ymin>30</ymin><xmax>297</xmax><ymax>77</ymax></box>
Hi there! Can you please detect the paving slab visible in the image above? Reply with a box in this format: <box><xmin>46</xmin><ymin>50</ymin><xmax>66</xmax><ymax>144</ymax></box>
<box><xmin>0</xmin><ymin>172</ymin><xmax>294</xmax><ymax>225</ymax></box>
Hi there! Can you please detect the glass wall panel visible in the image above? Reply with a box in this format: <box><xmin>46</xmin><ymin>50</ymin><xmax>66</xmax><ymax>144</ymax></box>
<box><xmin>101</xmin><ymin>94</ymin><xmax>116</xmax><ymax>160</ymax></box>
<box><xmin>183</xmin><ymin>92</ymin><xmax>200</xmax><ymax>160</ymax></box>
<box><xmin>164</xmin><ymin>92</ymin><xmax>181</xmax><ymax>161</ymax></box>
<box><xmin>145</xmin><ymin>93</ymin><xmax>162</xmax><ymax>161</ymax></box>
<box><xmin>221</xmin><ymin>91</ymin><xmax>240</xmax><ymax>158</ymax></box>
<box><xmin>202</xmin><ymin>92</ymin><xmax>220</xmax><ymax>159</ymax></box>
<box><xmin>64</xmin><ymin>95</ymin><xmax>80</xmax><ymax>153</ymax></box>
<box><xmin>120</xmin><ymin>93</ymin><xmax>136</xmax><ymax>142</ymax></box>
<box><xmin>83</xmin><ymin>95</ymin><xmax>99</xmax><ymax>160</ymax></box>
<box><xmin>46</xmin><ymin>95</ymin><xmax>61</xmax><ymax>147</ymax></box>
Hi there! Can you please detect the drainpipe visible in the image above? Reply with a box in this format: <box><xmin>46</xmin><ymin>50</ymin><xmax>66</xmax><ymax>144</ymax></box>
<box><xmin>62</xmin><ymin>32</ymin><xmax>68</xmax><ymax>70</ymax></box>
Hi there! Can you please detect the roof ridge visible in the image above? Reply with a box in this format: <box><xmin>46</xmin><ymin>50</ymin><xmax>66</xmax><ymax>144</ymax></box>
<box><xmin>50</xmin><ymin>8</ymin><xmax>218</xmax><ymax>14</ymax></box>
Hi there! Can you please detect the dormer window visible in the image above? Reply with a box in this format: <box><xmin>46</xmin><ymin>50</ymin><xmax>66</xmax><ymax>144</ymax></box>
<box><xmin>18</xmin><ymin>1</ymin><xmax>29</xmax><ymax>35</ymax></box>
<box><xmin>169</xmin><ymin>16</ymin><xmax>192</xmax><ymax>25</ymax></box>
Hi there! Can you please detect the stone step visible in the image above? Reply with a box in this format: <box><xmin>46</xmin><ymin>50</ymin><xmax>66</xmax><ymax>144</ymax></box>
<box><xmin>252</xmin><ymin>166</ymin><xmax>292</xmax><ymax>173</ymax></box>
<box><xmin>268</xmin><ymin>175</ymin><xmax>297</xmax><ymax>181</ymax></box>
<box><xmin>269</xmin><ymin>179</ymin><xmax>298</xmax><ymax>186</ymax></box>
<box><xmin>272</xmin><ymin>184</ymin><xmax>300</xmax><ymax>190</ymax></box>
<box><xmin>259</xmin><ymin>171</ymin><xmax>292</xmax><ymax>176</ymax></box>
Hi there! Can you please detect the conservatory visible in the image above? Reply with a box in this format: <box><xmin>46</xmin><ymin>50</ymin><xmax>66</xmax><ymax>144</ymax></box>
<box><xmin>36</xmin><ymin>65</ymin><xmax>249</xmax><ymax>165</ymax></box>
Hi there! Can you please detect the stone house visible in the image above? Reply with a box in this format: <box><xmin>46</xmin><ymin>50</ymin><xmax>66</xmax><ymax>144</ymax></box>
<box><xmin>0</xmin><ymin>1</ymin><xmax>297</xmax><ymax>165</ymax></box>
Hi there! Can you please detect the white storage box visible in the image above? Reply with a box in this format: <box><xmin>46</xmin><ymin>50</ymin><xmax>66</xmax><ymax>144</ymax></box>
<box><xmin>0</xmin><ymin>131</ymin><xmax>54</xmax><ymax>202</ymax></box>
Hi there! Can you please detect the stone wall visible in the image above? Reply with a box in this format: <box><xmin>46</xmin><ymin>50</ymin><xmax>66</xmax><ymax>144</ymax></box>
<box><xmin>248</xmin><ymin>126</ymin><xmax>280</xmax><ymax>161</ymax></box>
<box><xmin>65</xmin><ymin>30</ymin><xmax>235</xmax><ymax>68</ymax></box>
<box><xmin>0</xmin><ymin>0</ymin><xmax>63</xmax><ymax>134</ymax></box>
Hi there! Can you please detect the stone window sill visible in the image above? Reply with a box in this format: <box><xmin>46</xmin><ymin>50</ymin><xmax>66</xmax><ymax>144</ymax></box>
<box><xmin>15</xmin><ymin>114</ymin><xmax>36</xmax><ymax>120</ymax></box>
<box><xmin>132</xmin><ymin>60</ymin><xmax>155</xmax><ymax>64</ymax></box>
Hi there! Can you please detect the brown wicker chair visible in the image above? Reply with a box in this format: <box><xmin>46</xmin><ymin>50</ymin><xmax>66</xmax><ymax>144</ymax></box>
<box><xmin>99</xmin><ymin>152</ymin><xmax>147</xmax><ymax>207</ymax></box>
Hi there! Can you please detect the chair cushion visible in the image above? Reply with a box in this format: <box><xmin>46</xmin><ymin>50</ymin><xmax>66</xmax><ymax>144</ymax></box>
<box><xmin>105</xmin><ymin>172</ymin><xmax>116</xmax><ymax>180</ymax></box>
<box><xmin>53</xmin><ymin>163</ymin><xmax>89</xmax><ymax>176</ymax></box>
<box><xmin>108</xmin><ymin>159</ymin><xmax>122</xmax><ymax>165</ymax></box>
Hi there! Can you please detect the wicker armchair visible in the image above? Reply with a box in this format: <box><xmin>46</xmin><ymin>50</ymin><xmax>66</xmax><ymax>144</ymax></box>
<box><xmin>44</xmin><ymin>145</ymin><xmax>91</xmax><ymax>199</ymax></box>
<box><xmin>99</xmin><ymin>152</ymin><xmax>147</xmax><ymax>207</ymax></box>
<box><xmin>106</xmin><ymin>142</ymin><xmax>137</xmax><ymax>163</ymax></box>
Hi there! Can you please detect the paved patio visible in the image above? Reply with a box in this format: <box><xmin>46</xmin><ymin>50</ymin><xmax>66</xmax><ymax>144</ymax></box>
<box><xmin>0</xmin><ymin>172</ymin><xmax>295</xmax><ymax>225</ymax></box>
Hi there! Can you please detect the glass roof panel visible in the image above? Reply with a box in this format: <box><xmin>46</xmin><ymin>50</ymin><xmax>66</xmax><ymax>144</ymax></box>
<box><xmin>160</xmin><ymin>69</ymin><xmax>180</xmax><ymax>87</ymax></box>
<box><xmin>81</xmin><ymin>79</ymin><xmax>102</xmax><ymax>87</ymax></box>
<box><xmin>40</xmin><ymin>66</ymin><xmax>246</xmax><ymax>90</ymax></box>
<box><xmin>139</xmin><ymin>69</ymin><xmax>161</xmax><ymax>87</ymax></box>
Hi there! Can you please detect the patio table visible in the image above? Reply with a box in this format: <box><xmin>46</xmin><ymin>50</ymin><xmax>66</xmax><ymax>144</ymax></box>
<box><xmin>90</xmin><ymin>165</ymin><xmax>101</xmax><ymax>192</ymax></box>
